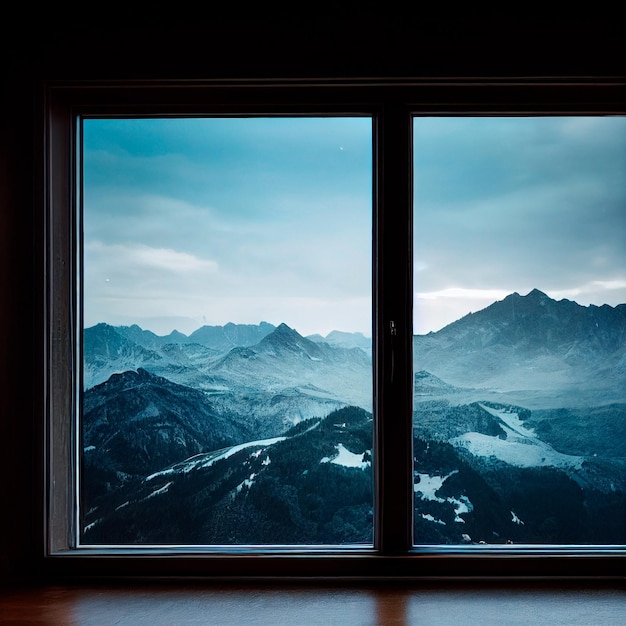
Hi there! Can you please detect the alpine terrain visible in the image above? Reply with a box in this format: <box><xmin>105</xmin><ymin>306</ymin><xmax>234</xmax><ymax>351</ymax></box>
<box><xmin>81</xmin><ymin>290</ymin><xmax>626</xmax><ymax>545</ymax></box>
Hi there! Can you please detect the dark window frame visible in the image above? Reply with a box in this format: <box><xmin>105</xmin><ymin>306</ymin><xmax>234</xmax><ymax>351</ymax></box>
<box><xmin>39</xmin><ymin>78</ymin><xmax>626</xmax><ymax>580</ymax></box>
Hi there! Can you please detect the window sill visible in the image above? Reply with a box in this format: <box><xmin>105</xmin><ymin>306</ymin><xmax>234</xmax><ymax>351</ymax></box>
<box><xmin>42</xmin><ymin>547</ymin><xmax>625</xmax><ymax>582</ymax></box>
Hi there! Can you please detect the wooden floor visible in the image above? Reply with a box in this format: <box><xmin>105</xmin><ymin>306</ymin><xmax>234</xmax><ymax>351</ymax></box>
<box><xmin>1</xmin><ymin>581</ymin><xmax>625</xmax><ymax>625</ymax></box>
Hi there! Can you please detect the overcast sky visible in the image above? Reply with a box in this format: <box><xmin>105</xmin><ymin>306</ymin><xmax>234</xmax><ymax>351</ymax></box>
<box><xmin>413</xmin><ymin>116</ymin><xmax>626</xmax><ymax>334</ymax></box>
<box><xmin>83</xmin><ymin>115</ymin><xmax>626</xmax><ymax>337</ymax></box>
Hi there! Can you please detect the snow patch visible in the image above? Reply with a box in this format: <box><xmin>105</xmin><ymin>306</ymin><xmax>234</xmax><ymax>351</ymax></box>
<box><xmin>198</xmin><ymin>438</ymin><xmax>285</xmax><ymax>470</ymax></box>
<box><xmin>414</xmin><ymin>470</ymin><xmax>458</xmax><ymax>500</ymax></box>
<box><xmin>479</xmin><ymin>404</ymin><xmax>537</xmax><ymax>440</ymax></box>
<box><xmin>511</xmin><ymin>510</ymin><xmax>525</xmax><ymax>525</ymax></box>
<box><xmin>320</xmin><ymin>444</ymin><xmax>371</xmax><ymax>469</ymax></box>
<box><xmin>146</xmin><ymin>482</ymin><xmax>172</xmax><ymax>499</ymax></box>
<box><xmin>145</xmin><ymin>437</ymin><xmax>286</xmax><ymax>481</ymax></box>
<box><xmin>450</xmin><ymin>431</ymin><xmax>583</xmax><ymax>469</ymax></box>
<box><xmin>236</xmin><ymin>473</ymin><xmax>257</xmax><ymax>493</ymax></box>
<box><xmin>448</xmin><ymin>494</ymin><xmax>473</xmax><ymax>522</ymax></box>
<box><xmin>415</xmin><ymin>471</ymin><xmax>473</xmax><ymax>523</ymax></box>
<box><xmin>84</xmin><ymin>519</ymin><xmax>102</xmax><ymax>532</ymax></box>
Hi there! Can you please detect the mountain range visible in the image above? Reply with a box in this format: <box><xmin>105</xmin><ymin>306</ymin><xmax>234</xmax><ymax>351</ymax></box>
<box><xmin>414</xmin><ymin>289</ymin><xmax>626</xmax><ymax>407</ymax></box>
<box><xmin>81</xmin><ymin>289</ymin><xmax>626</xmax><ymax>545</ymax></box>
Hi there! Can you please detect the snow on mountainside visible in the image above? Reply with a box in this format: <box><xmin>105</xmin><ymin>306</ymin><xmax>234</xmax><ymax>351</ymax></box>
<box><xmin>210</xmin><ymin>323</ymin><xmax>372</xmax><ymax>410</ymax></box>
<box><xmin>449</xmin><ymin>404</ymin><xmax>584</xmax><ymax>469</ymax></box>
<box><xmin>414</xmin><ymin>289</ymin><xmax>626</xmax><ymax>403</ymax></box>
<box><xmin>83</xmin><ymin>406</ymin><xmax>375</xmax><ymax>545</ymax></box>
<box><xmin>85</xmin><ymin>321</ymin><xmax>373</xmax><ymax>412</ymax></box>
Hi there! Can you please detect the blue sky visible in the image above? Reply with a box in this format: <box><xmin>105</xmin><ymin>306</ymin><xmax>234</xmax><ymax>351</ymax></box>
<box><xmin>82</xmin><ymin>115</ymin><xmax>626</xmax><ymax>337</ymax></box>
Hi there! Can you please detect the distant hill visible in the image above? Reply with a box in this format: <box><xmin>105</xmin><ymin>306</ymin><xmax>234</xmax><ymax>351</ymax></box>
<box><xmin>188</xmin><ymin>321</ymin><xmax>276</xmax><ymax>351</ymax></box>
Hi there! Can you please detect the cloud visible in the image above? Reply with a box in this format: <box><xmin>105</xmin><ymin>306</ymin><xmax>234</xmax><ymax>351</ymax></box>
<box><xmin>84</xmin><ymin>242</ymin><xmax>220</xmax><ymax>329</ymax></box>
<box><xmin>549</xmin><ymin>280</ymin><xmax>626</xmax><ymax>306</ymax></box>
<box><xmin>83</xmin><ymin>238</ymin><xmax>373</xmax><ymax>336</ymax></box>
<box><xmin>415</xmin><ymin>287</ymin><xmax>512</xmax><ymax>302</ymax></box>
<box><xmin>86</xmin><ymin>241</ymin><xmax>218</xmax><ymax>275</ymax></box>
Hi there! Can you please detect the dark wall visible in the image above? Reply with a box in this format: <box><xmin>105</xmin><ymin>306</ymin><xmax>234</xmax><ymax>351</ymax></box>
<box><xmin>7</xmin><ymin>19</ymin><xmax>626</xmax><ymax>82</ymax></box>
<box><xmin>1</xmin><ymin>19</ymin><xmax>623</xmax><ymax>584</ymax></box>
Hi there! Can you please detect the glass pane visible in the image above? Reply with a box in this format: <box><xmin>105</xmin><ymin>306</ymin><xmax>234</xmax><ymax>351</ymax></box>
<box><xmin>413</xmin><ymin>116</ymin><xmax>626</xmax><ymax>545</ymax></box>
<box><xmin>80</xmin><ymin>117</ymin><xmax>373</xmax><ymax>545</ymax></box>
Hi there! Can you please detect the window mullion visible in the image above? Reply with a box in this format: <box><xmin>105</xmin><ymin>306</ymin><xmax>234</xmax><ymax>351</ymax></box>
<box><xmin>374</xmin><ymin>104</ymin><xmax>413</xmax><ymax>554</ymax></box>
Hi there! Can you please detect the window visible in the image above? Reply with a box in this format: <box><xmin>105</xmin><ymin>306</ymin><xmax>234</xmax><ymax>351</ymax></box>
<box><xmin>80</xmin><ymin>116</ymin><xmax>374</xmax><ymax>546</ymax></box>
<box><xmin>42</xmin><ymin>80</ymin><xmax>626</xmax><ymax>578</ymax></box>
<box><xmin>412</xmin><ymin>116</ymin><xmax>626</xmax><ymax>547</ymax></box>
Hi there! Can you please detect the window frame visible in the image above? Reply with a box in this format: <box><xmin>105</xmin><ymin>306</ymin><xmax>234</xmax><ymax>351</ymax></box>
<box><xmin>40</xmin><ymin>78</ymin><xmax>626</xmax><ymax>580</ymax></box>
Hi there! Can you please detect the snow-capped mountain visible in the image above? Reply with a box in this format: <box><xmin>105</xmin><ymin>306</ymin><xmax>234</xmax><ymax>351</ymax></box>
<box><xmin>414</xmin><ymin>289</ymin><xmax>626</xmax><ymax>404</ymax></box>
<box><xmin>85</xmin><ymin>322</ymin><xmax>372</xmax><ymax>414</ymax></box>
<box><xmin>210</xmin><ymin>323</ymin><xmax>371</xmax><ymax>409</ymax></box>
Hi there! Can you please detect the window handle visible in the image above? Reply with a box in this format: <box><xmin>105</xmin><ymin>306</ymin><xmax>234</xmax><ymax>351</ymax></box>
<box><xmin>389</xmin><ymin>320</ymin><xmax>397</xmax><ymax>383</ymax></box>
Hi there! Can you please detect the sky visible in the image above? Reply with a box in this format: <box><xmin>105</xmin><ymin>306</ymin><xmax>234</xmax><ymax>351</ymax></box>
<box><xmin>413</xmin><ymin>116</ymin><xmax>626</xmax><ymax>334</ymax></box>
<box><xmin>82</xmin><ymin>115</ymin><xmax>626</xmax><ymax>337</ymax></box>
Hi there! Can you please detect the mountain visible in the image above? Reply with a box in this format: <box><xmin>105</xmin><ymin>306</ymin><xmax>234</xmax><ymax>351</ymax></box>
<box><xmin>414</xmin><ymin>370</ymin><xmax>465</xmax><ymax>396</ymax></box>
<box><xmin>414</xmin><ymin>289</ymin><xmax>626</xmax><ymax>404</ymax></box>
<box><xmin>80</xmin><ymin>291</ymin><xmax>626</xmax><ymax>545</ymax></box>
<box><xmin>209</xmin><ymin>323</ymin><xmax>372</xmax><ymax>410</ymax></box>
<box><xmin>83</xmin><ymin>322</ymin><xmax>371</xmax><ymax>475</ymax></box>
<box><xmin>114</xmin><ymin>323</ymin><xmax>172</xmax><ymax>349</ymax></box>
<box><xmin>112</xmin><ymin>321</ymin><xmax>277</xmax><ymax>351</ymax></box>
<box><xmin>83</xmin><ymin>323</ymin><xmax>168</xmax><ymax>389</ymax></box>
<box><xmin>409</xmin><ymin>290</ymin><xmax>626</xmax><ymax>544</ymax></box>
<box><xmin>83</xmin><ymin>400</ymin><xmax>626</xmax><ymax>546</ymax></box>
<box><xmin>438</xmin><ymin>289</ymin><xmax>625</xmax><ymax>355</ymax></box>
<box><xmin>83</xmin><ymin>322</ymin><xmax>276</xmax><ymax>389</ymax></box>
<box><xmin>83</xmin><ymin>322</ymin><xmax>372</xmax><ymax>411</ymax></box>
<box><xmin>82</xmin><ymin>406</ymin><xmax>374</xmax><ymax>545</ymax></box>
<box><xmin>82</xmin><ymin>368</ymin><xmax>254</xmax><ymax>488</ymax></box>
<box><xmin>309</xmin><ymin>330</ymin><xmax>372</xmax><ymax>355</ymax></box>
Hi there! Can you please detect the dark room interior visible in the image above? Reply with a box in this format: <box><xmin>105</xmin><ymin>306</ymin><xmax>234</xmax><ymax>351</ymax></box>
<box><xmin>1</xmin><ymin>18</ymin><xmax>624</xmax><ymax>624</ymax></box>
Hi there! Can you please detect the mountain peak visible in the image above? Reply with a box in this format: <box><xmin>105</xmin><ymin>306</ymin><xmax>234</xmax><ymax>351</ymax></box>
<box><xmin>264</xmin><ymin>323</ymin><xmax>302</xmax><ymax>343</ymax></box>
<box><xmin>425</xmin><ymin>287</ymin><xmax>626</xmax><ymax>367</ymax></box>
<box><xmin>258</xmin><ymin>323</ymin><xmax>322</xmax><ymax>357</ymax></box>
<box><xmin>525</xmin><ymin>288</ymin><xmax>550</xmax><ymax>300</ymax></box>
<box><xmin>503</xmin><ymin>288</ymin><xmax>551</xmax><ymax>303</ymax></box>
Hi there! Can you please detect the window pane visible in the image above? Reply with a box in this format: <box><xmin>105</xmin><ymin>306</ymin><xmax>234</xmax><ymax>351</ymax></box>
<box><xmin>80</xmin><ymin>117</ymin><xmax>373</xmax><ymax>545</ymax></box>
<box><xmin>413</xmin><ymin>116</ymin><xmax>626</xmax><ymax>545</ymax></box>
